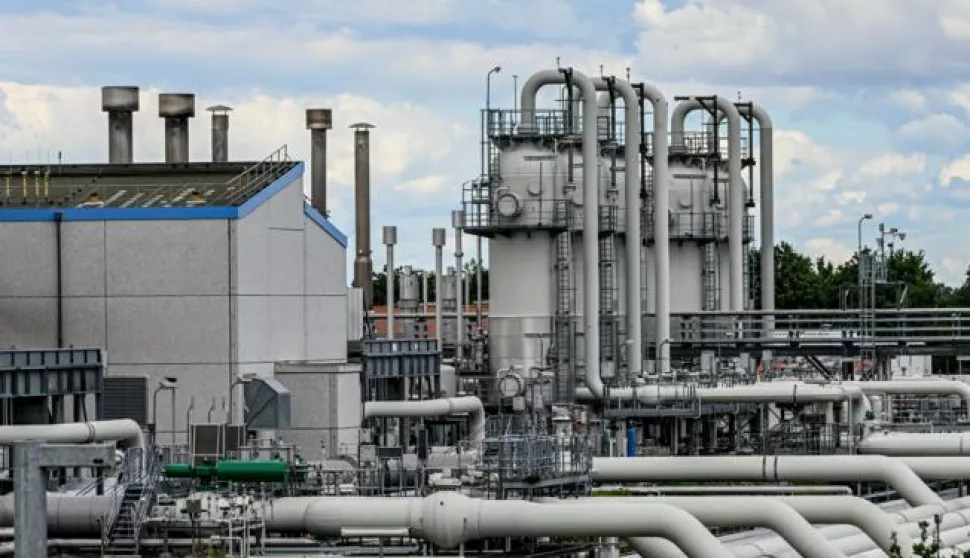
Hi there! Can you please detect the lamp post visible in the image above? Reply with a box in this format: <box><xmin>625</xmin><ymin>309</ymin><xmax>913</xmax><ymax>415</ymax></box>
<box><xmin>857</xmin><ymin>214</ymin><xmax>873</xmax><ymax>375</ymax></box>
<box><xmin>185</xmin><ymin>396</ymin><xmax>195</xmax><ymax>449</ymax></box>
<box><xmin>152</xmin><ymin>377</ymin><xmax>178</xmax><ymax>449</ymax></box>
<box><xmin>227</xmin><ymin>373</ymin><xmax>257</xmax><ymax>425</ymax></box>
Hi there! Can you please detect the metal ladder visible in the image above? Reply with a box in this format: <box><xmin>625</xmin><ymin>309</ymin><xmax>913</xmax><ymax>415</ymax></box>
<box><xmin>102</xmin><ymin>449</ymin><xmax>161</xmax><ymax>556</ymax></box>
<box><xmin>599</xmin><ymin>210</ymin><xmax>619</xmax><ymax>363</ymax></box>
<box><xmin>702</xmin><ymin>241</ymin><xmax>721</xmax><ymax>311</ymax></box>
<box><xmin>553</xmin><ymin>231</ymin><xmax>576</xmax><ymax>403</ymax></box>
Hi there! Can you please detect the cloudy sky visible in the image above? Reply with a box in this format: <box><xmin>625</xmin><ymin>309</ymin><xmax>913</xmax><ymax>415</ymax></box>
<box><xmin>4</xmin><ymin>0</ymin><xmax>970</xmax><ymax>283</ymax></box>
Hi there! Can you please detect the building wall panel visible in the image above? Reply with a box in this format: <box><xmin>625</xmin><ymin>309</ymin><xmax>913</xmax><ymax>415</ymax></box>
<box><xmin>106</xmin><ymin>296</ymin><xmax>230</xmax><ymax>365</ymax></box>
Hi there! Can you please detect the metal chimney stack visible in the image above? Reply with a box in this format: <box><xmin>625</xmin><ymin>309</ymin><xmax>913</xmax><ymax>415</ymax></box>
<box><xmin>351</xmin><ymin>122</ymin><xmax>376</xmax><ymax>309</ymax></box>
<box><xmin>207</xmin><ymin>105</ymin><xmax>232</xmax><ymax>162</ymax></box>
<box><xmin>101</xmin><ymin>86</ymin><xmax>140</xmax><ymax>164</ymax></box>
<box><xmin>158</xmin><ymin>93</ymin><xmax>196</xmax><ymax>163</ymax></box>
<box><xmin>305</xmin><ymin>109</ymin><xmax>332</xmax><ymax>215</ymax></box>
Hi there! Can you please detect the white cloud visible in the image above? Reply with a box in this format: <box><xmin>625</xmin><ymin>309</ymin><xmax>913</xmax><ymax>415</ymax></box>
<box><xmin>939</xmin><ymin>154</ymin><xmax>970</xmax><ymax>186</ymax></box>
<box><xmin>804</xmin><ymin>238</ymin><xmax>854</xmax><ymax>264</ymax></box>
<box><xmin>834</xmin><ymin>190</ymin><xmax>867</xmax><ymax>204</ymax></box>
<box><xmin>893</xmin><ymin>114</ymin><xmax>969</xmax><ymax>152</ymax></box>
<box><xmin>889</xmin><ymin>90</ymin><xmax>926</xmax><ymax>111</ymax></box>
<box><xmin>853</xmin><ymin>152</ymin><xmax>926</xmax><ymax>181</ymax></box>
<box><xmin>813</xmin><ymin>209</ymin><xmax>844</xmax><ymax>227</ymax></box>
<box><xmin>877</xmin><ymin>202</ymin><xmax>901</xmax><ymax>216</ymax></box>
<box><xmin>632</xmin><ymin>0</ymin><xmax>970</xmax><ymax>86</ymax></box>
<box><xmin>394</xmin><ymin>174</ymin><xmax>452</xmax><ymax>197</ymax></box>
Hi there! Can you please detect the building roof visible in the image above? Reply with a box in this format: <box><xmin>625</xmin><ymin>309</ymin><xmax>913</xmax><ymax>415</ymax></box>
<box><xmin>0</xmin><ymin>146</ymin><xmax>347</xmax><ymax>247</ymax></box>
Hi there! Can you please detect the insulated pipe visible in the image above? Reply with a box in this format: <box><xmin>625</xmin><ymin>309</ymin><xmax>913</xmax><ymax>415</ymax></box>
<box><xmin>858</xmin><ymin>432</ymin><xmax>970</xmax><ymax>456</ymax></box>
<box><xmin>747</xmin><ymin>105</ymin><xmax>774</xmax><ymax>327</ymax></box>
<box><xmin>0</xmin><ymin>494</ymin><xmax>112</xmax><ymax>537</ymax></box>
<box><xmin>518</xmin><ymin>68</ymin><xmax>603</xmax><ymax>398</ymax></box>
<box><xmin>207</xmin><ymin>105</ymin><xmax>231</xmax><ymax>162</ymax></box>
<box><xmin>158</xmin><ymin>93</ymin><xmax>195</xmax><ymax>163</ymax></box>
<box><xmin>576</xmin><ymin>381</ymin><xmax>871</xmax><ymax>423</ymax></box>
<box><xmin>642</xmin><ymin>84</ymin><xmax>671</xmax><ymax>374</ymax></box>
<box><xmin>432</xmin><ymin>228</ymin><xmax>446</xmax><ymax>352</ymax></box>
<box><xmin>306</xmin><ymin>109</ymin><xmax>333</xmax><ymax>216</ymax></box>
<box><xmin>552</xmin><ymin>497</ymin><xmax>848</xmax><ymax>558</ymax></box>
<box><xmin>588</xmin><ymin>77</ymin><xmax>643</xmax><ymax>378</ymax></box>
<box><xmin>591</xmin><ymin>455</ymin><xmax>942</xmax><ymax>506</ymax></box>
<box><xmin>596</xmin><ymin>484</ymin><xmax>853</xmax><ymax>496</ymax></box>
<box><xmin>362</xmin><ymin>396</ymin><xmax>486</xmax><ymax>447</ymax></box>
<box><xmin>382</xmin><ymin>226</ymin><xmax>397</xmax><ymax>339</ymax></box>
<box><xmin>670</xmin><ymin>98</ymin><xmax>743</xmax><ymax>310</ymax></box>
<box><xmin>452</xmin><ymin>210</ymin><xmax>465</xmax><ymax>364</ymax></box>
<box><xmin>101</xmin><ymin>86</ymin><xmax>139</xmax><ymax>164</ymax></box>
<box><xmin>269</xmin><ymin>492</ymin><xmax>730</xmax><ymax>556</ymax></box>
<box><xmin>0</xmin><ymin>419</ymin><xmax>144</xmax><ymax>450</ymax></box>
<box><xmin>849</xmin><ymin>379</ymin><xmax>970</xmax><ymax>408</ymax></box>
<box><xmin>899</xmin><ymin>457</ymin><xmax>970</xmax><ymax>479</ymax></box>
<box><xmin>351</xmin><ymin>121</ymin><xmax>375</xmax><ymax>309</ymax></box>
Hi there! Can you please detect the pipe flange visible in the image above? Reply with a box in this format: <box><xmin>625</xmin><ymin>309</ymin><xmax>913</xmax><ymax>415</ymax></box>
<box><xmin>494</xmin><ymin>191</ymin><xmax>521</xmax><ymax>218</ymax></box>
<box><xmin>498</xmin><ymin>373</ymin><xmax>524</xmax><ymax>398</ymax></box>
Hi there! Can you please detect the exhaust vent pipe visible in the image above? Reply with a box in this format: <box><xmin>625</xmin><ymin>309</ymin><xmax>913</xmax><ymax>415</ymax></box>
<box><xmin>158</xmin><ymin>93</ymin><xmax>195</xmax><ymax>163</ymax></box>
<box><xmin>305</xmin><ymin>108</ymin><xmax>332</xmax><ymax>216</ymax></box>
<box><xmin>351</xmin><ymin>122</ymin><xmax>375</xmax><ymax>309</ymax></box>
<box><xmin>101</xmin><ymin>86</ymin><xmax>140</xmax><ymax>164</ymax></box>
<box><xmin>207</xmin><ymin>105</ymin><xmax>232</xmax><ymax>162</ymax></box>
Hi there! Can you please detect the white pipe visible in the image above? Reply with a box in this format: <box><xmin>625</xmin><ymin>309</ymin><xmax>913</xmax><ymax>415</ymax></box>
<box><xmin>598</xmin><ymin>484</ymin><xmax>853</xmax><ymax>495</ymax></box>
<box><xmin>600</xmin><ymin>78</ymin><xmax>643</xmax><ymax>378</ymax></box>
<box><xmin>590</xmin><ymin>455</ymin><xmax>942</xmax><ymax>506</ymax></box>
<box><xmin>362</xmin><ymin>396</ymin><xmax>485</xmax><ymax>447</ymax></box>
<box><xmin>849</xmin><ymin>379</ymin><xmax>970</xmax><ymax>407</ymax></box>
<box><xmin>520</xmin><ymin>68</ymin><xmax>603</xmax><ymax>398</ymax></box>
<box><xmin>670</xmin><ymin>98</ymin><xmax>744</xmax><ymax>310</ymax></box>
<box><xmin>644</xmin><ymin>84</ymin><xmax>671</xmax><ymax>374</ymax></box>
<box><xmin>0</xmin><ymin>419</ymin><xmax>144</xmax><ymax>450</ymax></box>
<box><xmin>553</xmin><ymin>496</ymin><xmax>848</xmax><ymax>558</ymax></box>
<box><xmin>576</xmin><ymin>381</ymin><xmax>871</xmax><ymax>422</ymax></box>
<box><xmin>858</xmin><ymin>432</ymin><xmax>970</xmax><ymax>456</ymax></box>
<box><xmin>899</xmin><ymin>457</ymin><xmax>970</xmax><ymax>478</ymax></box>
<box><xmin>746</xmin><ymin>104</ymin><xmax>774</xmax><ymax>326</ymax></box>
<box><xmin>270</xmin><ymin>492</ymin><xmax>729</xmax><ymax>556</ymax></box>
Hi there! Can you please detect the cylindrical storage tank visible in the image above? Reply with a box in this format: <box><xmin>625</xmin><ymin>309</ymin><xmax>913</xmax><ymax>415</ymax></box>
<box><xmin>216</xmin><ymin>459</ymin><xmax>289</xmax><ymax>482</ymax></box>
<box><xmin>441</xmin><ymin>267</ymin><xmax>458</xmax><ymax>344</ymax></box>
<box><xmin>488</xmin><ymin>142</ymin><xmax>566</xmax><ymax>378</ymax></box>
<box><xmin>493</xmin><ymin>142</ymin><xmax>565</xmax><ymax>228</ymax></box>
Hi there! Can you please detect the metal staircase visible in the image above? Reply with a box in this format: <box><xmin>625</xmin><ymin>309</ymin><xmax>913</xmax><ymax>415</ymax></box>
<box><xmin>102</xmin><ymin>448</ymin><xmax>161</xmax><ymax>556</ymax></box>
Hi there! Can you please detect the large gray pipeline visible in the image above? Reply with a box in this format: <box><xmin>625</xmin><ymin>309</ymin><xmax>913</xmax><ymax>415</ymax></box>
<box><xmin>0</xmin><ymin>495</ymin><xmax>112</xmax><ymax>537</ymax></box>
<box><xmin>520</xmin><ymin>69</ymin><xmax>603</xmax><ymax>397</ymax></box>
<box><xmin>362</xmin><ymin>396</ymin><xmax>485</xmax><ymax>447</ymax></box>
<box><xmin>576</xmin><ymin>380</ymin><xmax>871</xmax><ymax>424</ymax></box>
<box><xmin>670</xmin><ymin>98</ymin><xmax>743</xmax><ymax>310</ymax></box>
<box><xmin>552</xmin><ymin>496</ymin><xmax>849</xmax><ymax>558</ymax></box>
<box><xmin>0</xmin><ymin>419</ymin><xmax>144</xmax><ymax>449</ymax></box>
<box><xmin>267</xmin><ymin>492</ymin><xmax>729</xmax><ymax>556</ymax></box>
<box><xmin>591</xmin><ymin>454</ymin><xmax>942</xmax><ymax>506</ymax></box>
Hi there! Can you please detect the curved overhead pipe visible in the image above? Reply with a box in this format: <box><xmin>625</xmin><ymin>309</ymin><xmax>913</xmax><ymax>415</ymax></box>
<box><xmin>520</xmin><ymin>68</ymin><xmax>603</xmax><ymax>398</ymax></box>
<box><xmin>849</xmin><ymin>379</ymin><xmax>970</xmax><ymax>408</ymax></box>
<box><xmin>268</xmin><ymin>492</ymin><xmax>729</xmax><ymax>556</ymax></box>
<box><xmin>0</xmin><ymin>419</ymin><xmax>144</xmax><ymax>450</ymax></box>
<box><xmin>592</xmin><ymin>77</ymin><xmax>643</xmax><ymax>379</ymax></box>
<box><xmin>522</xmin><ymin>70</ymin><xmax>670</xmax><ymax>382</ymax></box>
<box><xmin>591</xmin><ymin>454</ymin><xmax>942</xmax><ymax>506</ymax></box>
<box><xmin>363</xmin><ymin>396</ymin><xmax>485</xmax><ymax>447</ymax></box>
<box><xmin>670</xmin><ymin>98</ymin><xmax>744</xmax><ymax>311</ymax></box>
<box><xmin>551</xmin><ymin>496</ymin><xmax>848</xmax><ymax>558</ymax></box>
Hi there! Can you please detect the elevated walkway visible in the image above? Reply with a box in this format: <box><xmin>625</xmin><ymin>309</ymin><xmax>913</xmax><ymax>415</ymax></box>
<box><xmin>647</xmin><ymin>308</ymin><xmax>970</xmax><ymax>357</ymax></box>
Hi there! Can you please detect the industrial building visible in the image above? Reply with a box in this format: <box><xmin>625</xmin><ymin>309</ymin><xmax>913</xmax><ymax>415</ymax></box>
<box><xmin>6</xmin><ymin>70</ymin><xmax>970</xmax><ymax>558</ymax></box>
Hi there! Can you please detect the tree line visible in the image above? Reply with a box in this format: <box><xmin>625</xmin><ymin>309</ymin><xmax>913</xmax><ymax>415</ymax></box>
<box><xmin>749</xmin><ymin>241</ymin><xmax>970</xmax><ymax>310</ymax></box>
<box><xmin>371</xmin><ymin>259</ymin><xmax>489</xmax><ymax>305</ymax></box>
